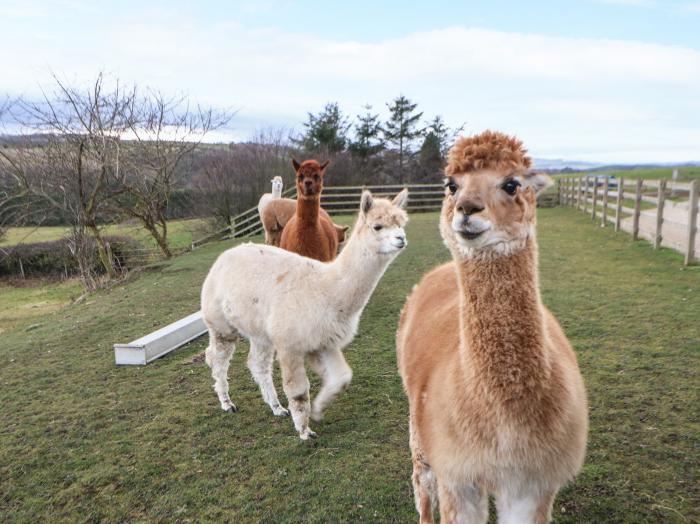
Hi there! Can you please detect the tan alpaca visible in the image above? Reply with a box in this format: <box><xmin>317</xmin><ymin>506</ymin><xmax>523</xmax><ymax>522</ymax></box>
<box><xmin>397</xmin><ymin>131</ymin><xmax>588</xmax><ymax>524</ymax></box>
<box><xmin>261</xmin><ymin>198</ymin><xmax>348</xmax><ymax>247</ymax></box>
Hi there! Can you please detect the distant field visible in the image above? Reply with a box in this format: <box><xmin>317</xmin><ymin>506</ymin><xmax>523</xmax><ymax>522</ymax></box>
<box><xmin>599</xmin><ymin>166</ymin><xmax>700</xmax><ymax>181</ymax></box>
<box><xmin>0</xmin><ymin>218</ymin><xmax>210</xmax><ymax>250</ymax></box>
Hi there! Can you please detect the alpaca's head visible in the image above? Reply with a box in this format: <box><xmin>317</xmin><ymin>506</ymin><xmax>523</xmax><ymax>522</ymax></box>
<box><xmin>271</xmin><ymin>176</ymin><xmax>283</xmax><ymax>196</ymax></box>
<box><xmin>439</xmin><ymin>131</ymin><xmax>551</xmax><ymax>260</ymax></box>
<box><xmin>292</xmin><ymin>159</ymin><xmax>329</xmax><ymax>200</ymax></box>
<box><xmin>354</xmin><ymin>189</ymin><xmax>409</xmax><ymax>255</ymax></box>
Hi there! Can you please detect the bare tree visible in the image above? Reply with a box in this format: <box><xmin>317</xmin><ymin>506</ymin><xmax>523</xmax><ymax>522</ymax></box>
<box><xmin>6</xmin><ymin>73</ymin><xmax>137</xmax><ymax>280</ymax></box>
<box><xmin>193</xmin><ymin>127</ymin><xmax>295</xmax><ymax>226</ymax></box>
<box><xmin>116</xmin><ymin>92</ymin><xmax>233</xmax><ymax>258</ymax></box>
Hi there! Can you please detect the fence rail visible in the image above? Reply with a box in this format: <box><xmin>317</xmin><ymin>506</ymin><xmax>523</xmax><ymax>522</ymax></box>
<box><xmin>191</xmin><ymin>183</ymin><xmax>445</xmax><ymax>249</ymax></box>
<box><xmin>558</xmin><ymin>175</ymin><xmax>699</xmax><ymax>265</ymax></box>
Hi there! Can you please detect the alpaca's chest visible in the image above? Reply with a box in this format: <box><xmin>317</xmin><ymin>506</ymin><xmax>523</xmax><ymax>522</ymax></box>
<box><xmin>273</xmin><ymin>311</ymin><xmax>360</xmax><ymax>353</ymax></box>
<box><xmin>310</xmin><ymin>311</ymin><xmax>360</xmax><ymax>351</ymax></box>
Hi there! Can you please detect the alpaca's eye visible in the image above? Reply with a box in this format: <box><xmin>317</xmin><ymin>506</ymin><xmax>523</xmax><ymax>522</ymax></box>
<box><xmin>373</xmin><ymin>224</ymin><xmax>383</xmax><ymax>231</ymax></box>
<box><xmin>314</xmin><ymin>174</ymin><xmax>319</xmax><ymax>181</ymax></box>
<box><xmin>502</xmin><ymin>179</ymin><xmax>520</xmax><ymax>195</ymax></box>
<box><xmin>445</xmin><ymin>179</ymin><xmax>458</xmax><ymax>195</ymax></box>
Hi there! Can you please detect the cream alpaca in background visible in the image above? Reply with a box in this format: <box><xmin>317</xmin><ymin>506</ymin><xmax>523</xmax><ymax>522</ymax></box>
<box><xmin>201</xmin><ymin>189</ymin><xmax>409</xmax><ymax>439</ymax></box>
<box><xmin>257</xmin><ymin>176</ymin><xmax>284</xmax><ymax>219</ymax></box>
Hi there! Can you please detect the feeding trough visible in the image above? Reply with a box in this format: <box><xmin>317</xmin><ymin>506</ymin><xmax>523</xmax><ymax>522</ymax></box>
<box><xmin>114</xmin><ymin>311</ymin><xmax>207</xmax><ymax>365</ymax></box>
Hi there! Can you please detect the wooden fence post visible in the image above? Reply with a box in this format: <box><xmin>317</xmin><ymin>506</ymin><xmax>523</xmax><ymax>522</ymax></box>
<box><xmin>615</xmin><ymin>176</ymin><xmax>624</xmax><ymax>231</ymax></box>
<box><xmin>591</xmin><ymin>178</ymin><xmax>598</xmax><ymax>220</ymax></box>
<box><xmin>685</xmin><ymin>179</ymin><xmax>698</xmax><ymax>265</ymax></box>
<box><xmin>654</xmin><ymin>179</ymin><xmax>667</xmax><ymax>249</ymax></box>
<box><xmin>583</xmin><ymin>177</ymin><xmax>589</xmax><ymax>213</ymax></box>
<box><xmin>558</xmin><ymin>178</ymin><xmax>563</xmax><ymax>205</ymax></box>
<box><xmin>570</xmin><ymin>178</ymin><xmax>575</xmax><ymax>206</ymax></box>
<box><xmin>601</xmin><ymin>176</ymin><xmax>609</xmax><ymax>226</ymax></box>
<box><xmin>577</xmin><ymin>177</ymin><xmax>583</xmax><ymax>210</ymax></box>
<box><xmin>19</xmin><ymin>258</ymin><xmax>25</xmax><ymax>279</ymax></box>
<box><xmin>632</xmin><ymin>179</ymin><xmax>643</xmax><ymax>240</ymax></box>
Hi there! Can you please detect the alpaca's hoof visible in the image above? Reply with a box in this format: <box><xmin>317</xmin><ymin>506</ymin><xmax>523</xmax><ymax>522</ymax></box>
<box><xmin>224</xmin><ymin>404</ymin><xmax>238</xmax><ymax>413</ymax></box>
<box><xmin>299</xmin><ymin>428</ymin><xmax>317</xmax><ymax>440</ymax></box>
<box><xmin>273</xmin><ymin>405</ymin><xmax>290</xmax><ymax>417</ymax></box>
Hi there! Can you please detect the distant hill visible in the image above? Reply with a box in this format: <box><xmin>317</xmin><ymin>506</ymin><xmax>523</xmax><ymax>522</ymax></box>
<box><xmin>533</xmin><ymin>158</ymin><xmax>700</xmax><ymax>173</ymax></box>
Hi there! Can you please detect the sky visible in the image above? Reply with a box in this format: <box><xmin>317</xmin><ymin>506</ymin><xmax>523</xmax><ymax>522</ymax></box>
<box><xmin>1</xmin><ymin>0</ymin><xmax>699</xmax><ymax>163</ymax></box>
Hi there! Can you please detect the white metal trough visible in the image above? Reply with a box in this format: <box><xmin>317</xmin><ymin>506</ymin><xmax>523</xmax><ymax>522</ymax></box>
<box><xmin>114</xmin><ymin>311</ymin><xmax>207</xmax><ymax>365</ymax></box>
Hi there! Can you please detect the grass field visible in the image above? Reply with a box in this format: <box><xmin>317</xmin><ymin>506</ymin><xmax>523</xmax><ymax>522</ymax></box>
<box><xmin>0</xmin><ymin>209</ymin><xmax>698</xmax><ymax>522</ymax></box>
<box><xmin>0</xmin><ymin>218</ymin><xmax>209</xmax><ymax>250</ymax></box>
<box><xmin>0</xmin><ymin>278</ymin><xmax>83</xmax><ymax>335</ymax></box>
<box><xmin>599</xmin><ymin>166</ymin><xmax>700</xmax><ymax>181</ymax></box>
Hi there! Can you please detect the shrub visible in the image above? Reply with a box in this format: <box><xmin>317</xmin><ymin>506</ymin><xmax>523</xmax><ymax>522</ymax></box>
<box><xmin>0</xmin><ymin>235</ymin><xmax>141</xmax><ymax>278</ymax></box>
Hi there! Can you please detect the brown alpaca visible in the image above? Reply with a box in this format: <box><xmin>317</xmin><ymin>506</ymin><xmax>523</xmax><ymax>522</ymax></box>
<box><xmin>279</xmin><ymin>159</ymin><xmax>339</xmax><ymax>261</ymax></box>
<box><xmin>396</xmin><ymin>131</ymin><xmax>588</xmax><ymax>524</ymax></box>
<box><xmin>261</xmin><ymin>198</ymin><xmax>348</xmax><ymax>248</ymax></box>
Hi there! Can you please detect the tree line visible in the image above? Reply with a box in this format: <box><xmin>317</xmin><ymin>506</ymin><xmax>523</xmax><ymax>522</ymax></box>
<box><xmin>0</xmin><ymin>73</ymin><xmax>462</xmax><ymax>289</ymax></box>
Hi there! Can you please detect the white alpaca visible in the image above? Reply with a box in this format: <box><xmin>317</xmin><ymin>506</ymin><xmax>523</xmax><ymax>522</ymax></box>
<box><xmin>201</xmin><ymin>189</ymin><xmax>409</xmax><ymax>439</ymax></box>
<box><xmin>257</xmin><ymin>176</ymin><xmax>284</xmax><ymax>217</ymax></box>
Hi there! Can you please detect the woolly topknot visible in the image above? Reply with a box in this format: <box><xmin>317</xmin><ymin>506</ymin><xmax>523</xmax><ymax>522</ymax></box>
<box><xmin>446</xmin><ymin>130</ymin><xmax>532</xmax><ymax>175</ymax></box>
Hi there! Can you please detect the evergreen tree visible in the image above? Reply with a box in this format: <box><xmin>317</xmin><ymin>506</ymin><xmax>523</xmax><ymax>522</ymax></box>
<box><xmin>426</xmin><ymin>115</ymin><xmax>465</xmax><ymax>158</ymax></box>
<box><xmin>349</xmin><ymin>104</ymin><xmax>384</xmax><ymax>160</ymax></box>
<box><xmin>298</xmin><ymin>102</ymin><xmax>350</xmax><ymax>155</ymax></box>
<box><xmin>417</xmin><ymin>130</ymin><xmax>443</xmax><ymax>181</ymax></box>
<box><xmin>383</xmin><ymin>95</ymin><xmax>423</xmax><ymax>183</ymax></box>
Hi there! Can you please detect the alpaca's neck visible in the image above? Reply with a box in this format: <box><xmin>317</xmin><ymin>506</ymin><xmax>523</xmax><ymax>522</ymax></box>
<box><xmin>456</xmin><ymin>238</ymin><xmax>550</xmax><ymax>402</ymax></box>
<box><xmin>296</xmin><ymin>195</ymin><xmax>320</xmax><ymax>224</ymax></box>
<box><xmin>325</xmin><ymin>230</ymin><xmax>393</xmax><ymax>316</ymax></box>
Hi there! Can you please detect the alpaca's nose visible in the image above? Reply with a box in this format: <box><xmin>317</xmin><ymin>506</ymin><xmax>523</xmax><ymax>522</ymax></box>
<box><xmin>456</xmin><ymin>199</ymin><xmax>484</xmax><ymax>216</ymax></box>
<box><xmin>304</xmin><ymin>179</ymin><xmax>313</xmax><ymax>187</ymax></box>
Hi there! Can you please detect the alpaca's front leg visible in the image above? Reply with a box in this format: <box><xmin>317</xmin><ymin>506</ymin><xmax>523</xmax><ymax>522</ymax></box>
<box><xmin>279</xmin><ymin>351</ymin><xmax>315</xmax><ymax>440</ymax></box>
<box><xmin>308</xmin><ymin>347</ymin><xmax>352</xmax><ymax>422</ymax></box>
<box><xmin>409</xmin><ymin>417</ymin><xmax>437</xmax><ymax>524</ymax></box>
<box><xmin>437</xmin><ymin>480</ymin><xmax>487</xmax><ymax>524</ymax></box>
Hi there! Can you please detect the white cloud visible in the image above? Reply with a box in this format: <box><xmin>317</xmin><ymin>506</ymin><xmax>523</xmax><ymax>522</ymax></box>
<box><xmin>2</xmin><ymin>17</ymin><xmax>699</xmax><ymax>163</ymax></box>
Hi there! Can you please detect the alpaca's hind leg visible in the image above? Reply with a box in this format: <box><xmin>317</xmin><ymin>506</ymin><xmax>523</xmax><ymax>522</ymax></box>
<box><xmin>204</xmin><ymin>329</ymin><xmax>237</xmax><ymax>413</ymax></box>
<box><xmin>247</xmin><ymin>341</ymin><xmax>288</xmax><ymax>416</ymax></box>
<box><xmin>495</xmin><ymin>488</ymin><xmax>555</xmax><ymax>524</ymax></box>
<box><xmin>437</xmin><ymin>480</ymin><xmax>487</xmax><ymax>524</ymax></box>
<box><xmin>278</xmin><ymin>351</ymin><xmax>315</xmax><ymax>440</ymax></box>
<box><xmin>409</xmin><ymin>417</ymin><xmax>438</xmax><ymax>524</ymax></box>
<box><xmin>309</xmin><ymin>347</ymin><xmax>352</xmax><ymax>422</ymax></box>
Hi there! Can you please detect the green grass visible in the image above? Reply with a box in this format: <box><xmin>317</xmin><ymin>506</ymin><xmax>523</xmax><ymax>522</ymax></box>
<box><xmin>0</xmin><ymin>210</ymin><xmax>697</xmax><ymax>522</ymax></box>
<box><xmin>0</xmin><ymin>279</ymin><xmax>83</xmax><ymax>334</ymax></box>
<box><xmin>0</xmin><ymin>218</ymin><xmax>208</xmax><ymax>250</ymax></box>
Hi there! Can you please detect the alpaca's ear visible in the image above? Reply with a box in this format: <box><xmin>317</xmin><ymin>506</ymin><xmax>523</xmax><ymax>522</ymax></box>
<box><xmin>334</xmin><ymin>224</ymin><xmax>350</xmax><ymax>243</ymax></box>
<box><xmin>292</xmin><ymin>159</ymin><xmax>301</xmax><ymax>171</ymax></box>
<box><xmin>361</xmin><ymin>190</ymin><xmax>374</xmax><ymax>215</ymax></box>
<box><xmin>519</xmin><ymin>172</ymin><xmax>552</xmax><ymax>195</ymax></box>
<box><xmin>320</xmin><ymin>160</ymin><xmax>330</xmax><ymax>170</ymax></box>
<box><xmin>392</xmin><ymin>188</ymin><xmax>409</xmax><ymax>209</ymax></box>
